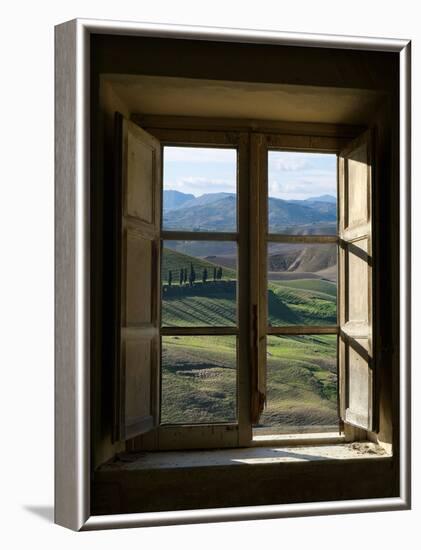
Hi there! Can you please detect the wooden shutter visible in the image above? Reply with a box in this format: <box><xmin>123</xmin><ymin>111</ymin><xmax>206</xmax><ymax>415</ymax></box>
<box><xmin>338</xmin><ymin>130</ymin><xmax>376</xmax><ymax>432</ymax></box>
<box><xmin>113</xmin><ymin>113</ymin><xmax>161</xmax><ymax>441</ymax></box>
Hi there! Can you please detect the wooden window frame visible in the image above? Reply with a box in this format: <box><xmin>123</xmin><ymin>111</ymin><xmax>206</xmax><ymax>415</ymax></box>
<box><xmin>128</xmin><ymin>117</ymin><xmax>361</xmax><ymax>452</ymax></box>
<box><xmin>249</xmin><ymin>132</ymin><xmax>343</xmax><ymax>432</ymax></box>
<box><xmin>129</xmin><ymin>128</ymin><xmax>251</xmax><ymax>451</ymax></box>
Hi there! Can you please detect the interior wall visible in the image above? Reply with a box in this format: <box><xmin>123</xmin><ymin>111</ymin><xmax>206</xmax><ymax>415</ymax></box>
<box><xmin>91</xmin><ymin>79</ymin><xmax>130</xmax><ymax>469</ymax></box>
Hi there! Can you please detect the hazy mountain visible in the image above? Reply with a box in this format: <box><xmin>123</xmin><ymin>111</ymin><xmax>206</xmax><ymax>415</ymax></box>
<box><xmin>164</xmin><ymin>194</ymin><xmax>237</xmax><ymax>231</ymax></box>
<box><xmin>163</xmin><ymin>190</ymin><xmax>337</xmax><ymax>233</ymax></box>
<box><xmin>268</xmin><ymin>197</ymin><xmax>336</xmax><ymax>232</ymax></box>
<box><xmin>162</xmin><ymin>191</ymin><xmax>339</xmax><ymax>278</ymax></box>
<box><xmin>305</xmin><ymin>194</ymin><xmax>336</xmax><ymax>204</ymax></box>
<box><xmin>163</xmin><ymin>190</ymin><xmax>195</xmax><ymax>211</ymax></box>
<box><xmin>180</xmin><ymin>192</ymin><xmax>235</xmax><ymax>209</ymax></box>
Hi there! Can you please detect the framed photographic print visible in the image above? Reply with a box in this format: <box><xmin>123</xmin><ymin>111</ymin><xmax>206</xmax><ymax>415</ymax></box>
<box><xmin>55</xmin><ymin>18</ymin><xmax>411</xmax><ymax>531</ymax></box>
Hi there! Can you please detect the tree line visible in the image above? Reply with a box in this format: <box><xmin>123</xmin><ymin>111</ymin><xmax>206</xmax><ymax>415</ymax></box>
<box><xmin>166</xmin><ymin>264</ymin><xmax>223</xmax><ymax>287</ymax></box>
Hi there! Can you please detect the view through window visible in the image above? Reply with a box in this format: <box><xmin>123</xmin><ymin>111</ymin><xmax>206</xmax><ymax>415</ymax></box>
<box><xmin>161</xmin><ymin>146</ymin><xmax>238</xmax><ymax>424</ymax></box>
<box><xmin>257</xmin><ymin>151</ymin><xmax>338</xmax><ymax>434</ymax></box>
<box><xmin>160</xmin><ymin>145</ymin><xmax>338</xmax><ymax>434</ymax></box>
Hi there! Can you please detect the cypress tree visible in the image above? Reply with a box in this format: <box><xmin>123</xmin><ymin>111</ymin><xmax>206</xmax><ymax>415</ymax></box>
<box><xmin>202</xmin><ymin>267</ymin><xmax>208</xmax><ymax>284</ymax></box>
<box><xmin>189</xmin><ymin>262</ymin><xmax>196</xmax><ymax>286</ymax></box>
<box><xmin>168</xmin><ymin>270</ymin><xmax>172</xmax><ymax>287</ymax></box>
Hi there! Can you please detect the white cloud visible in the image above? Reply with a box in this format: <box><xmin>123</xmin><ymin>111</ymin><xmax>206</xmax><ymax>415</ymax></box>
<box><xmin>268</xmin><ymin>151</ymin><xmax>333</xmax><ymax>172</ymax></box>
<box><xmin>268</xmin><ymin>173</ymin><xmax>336</xmax><ymax>200</ymax></box>
<box><xmin>268</xmin><ymin>152</ymin><xmax>336</xmax><ymax>199</ymax></box>
<box><xmin>269</xmin><ymin>155</ymin><xmax>310</xmax><ymax>172</ymax></box>
<box><xmin>164</xmin><ymin>149</ymin><xmax>336</xmax><ymax>200</ymax></box>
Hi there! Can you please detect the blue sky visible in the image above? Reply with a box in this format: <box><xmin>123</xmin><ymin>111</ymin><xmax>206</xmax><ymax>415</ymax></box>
<box><xmin>163</xmin><ymin>146</ymin><xmax>337</xmax><ymax>200</ymax></box>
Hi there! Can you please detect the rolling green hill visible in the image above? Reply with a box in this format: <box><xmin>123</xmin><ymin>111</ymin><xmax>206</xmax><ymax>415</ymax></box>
<box><xmin>163</xmin><ymin>284</ymin><xmax>237</xmax><ymax>326</ymax></box>
<box><xmin>275</xmin><ymin>278</ymin><xmax>337</xmax><ymax>296</ymax></box>
<box><xmin>161</xmin><ymin>335</ymin><xmax>237</xmax><ymax>424</ymax></box>
<box><xmin>269</xmin><ymin>281</ymin><xmax>337</xmax><ymax>326</ymax></box>
<box><xmin>161</xmin><ymin>268</ymin><xmax>337</xmax><ymax>328</ymax></box>
<box><xmin>160</xmin><ymin>246</ymin><xmax>338</xmax><ymax>432</ymax></box>
<box><xmin>257</xmin><ymin>334</ymin><xmax>338</xmax><ymax>431</ymax></box>
<box><xmin>161</xmin><ymin>334</ymin><xmax>338</xmax><ymax>430</ymax></box>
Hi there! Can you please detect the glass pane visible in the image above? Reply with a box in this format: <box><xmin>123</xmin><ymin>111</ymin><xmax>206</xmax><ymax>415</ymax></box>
<box><xmin>162</xmin><ymin>241</ymin><xmax>237</xmax><ymax>327</ymax></box>
<box><xmin>161</xmin><ymin>335</ymin><xmax>237</xmax><ymax>424</ymax></box>
<box><xmin>268</xmin><ymin>243</ymin><xmax>337</xmax><ymax>326</ymax></box>
<box><xmin>163</xmin><ymin>146</ymin><xmax>237</xmax><ymax>232</ymax></box>
<box><xmin>268</xmin><ymin>151</ymin><xmax>337</xmax><ymax>235</ymax></box>
<box><xmin>255</xmin><ymin>335</ymin><xmax>338</xmax><ymax>434</ymax></box>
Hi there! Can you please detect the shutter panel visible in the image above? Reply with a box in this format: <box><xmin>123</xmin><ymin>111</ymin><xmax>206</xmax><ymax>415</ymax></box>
<box><xmin>338</xmin><ymin>130</ymin><xmax>376</xmax><ymax>432</ymax></box>
<box><xmin>114</xmin><ymin>113</ymin><xmax>161</xmax><ymax>441</ymax></box>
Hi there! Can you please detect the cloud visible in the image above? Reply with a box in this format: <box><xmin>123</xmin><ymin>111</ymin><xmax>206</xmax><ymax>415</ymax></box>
<box><xmin>269</xmin><ymin>174</ymin><xmax>336</xmax><ymax>200</ymax></box>
<box><xmin>268</xmin><ymin>152</ymin><xmax>337</xmax><ymax>199</ymax></box>
<box><xmin>268</xmin><ymin>150</ymin><xmax>335</xmax><ymax>171</ymax></box>
<box><xmin>163</xmin><ymin>149</ymin><xmax>336</xmax><ymax>200</ymax></box>
<box><xmin>269</xmin><ymin>155</ymin><xmax>310</xmax><ymax>172</ymax></box>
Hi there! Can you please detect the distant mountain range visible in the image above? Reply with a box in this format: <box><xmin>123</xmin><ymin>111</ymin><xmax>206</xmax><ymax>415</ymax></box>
<box><xmin>293</xmin><ymin>194</ymin><xmax>337</xmax><ymax>204</ymax></box>
<box><xmin>163</xmin><ymin>190</ymin><xmax>195</xmax><ymax>211</ymax></box>
<box><xmin>163</xmin><ymin>190</ymin><xmax>336</xmax><ymax>233</ymax></box>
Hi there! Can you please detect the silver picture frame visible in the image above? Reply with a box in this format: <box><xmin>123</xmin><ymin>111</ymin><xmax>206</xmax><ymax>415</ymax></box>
<box><xmin>55</xmin><ymin>18</ymin><xmax>411</xmax><ymax>531</ymax></box>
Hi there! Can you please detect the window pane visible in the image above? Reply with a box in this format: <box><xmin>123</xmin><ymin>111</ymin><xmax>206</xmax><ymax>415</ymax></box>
<box><xmin>162</xmin><ymin>241</ymin><xmax>237</xmax><ymax>327</ymax></box>
<box><xmin>163</xmin><ymin>146</ymin><xmax>237</xmax><ymax>232</ymax></box>
<box><xmin>254</xmin><ymin>335</ymin><xmax>338</xmax><ymax>434</ymax></box>
<box><xmin>268</xmin><ymin>151</ymin><xmax>337</xmax><ymax>235</ymax></box>
<box><xmin>161</xmin><ymin>335</ymin><xmax>237</xmax><ymax>424</ymax></box>
<box><xmin>268</xmin><ymin>243</ymin><xmax>337</xmax><ymax>326</ymax></box>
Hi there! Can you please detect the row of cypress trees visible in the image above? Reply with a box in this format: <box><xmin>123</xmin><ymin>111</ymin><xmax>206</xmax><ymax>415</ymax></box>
<box><xmin>167</xmin><ymin>264</ymin><xmax>223</xmax><ymax>286</ymax></box>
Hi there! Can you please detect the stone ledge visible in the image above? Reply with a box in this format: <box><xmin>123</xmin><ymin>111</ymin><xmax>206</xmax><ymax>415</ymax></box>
<box><xmin>99</xmin><ymin>442</ymin><xmax>391</xmax><ymax>472</ymax></box>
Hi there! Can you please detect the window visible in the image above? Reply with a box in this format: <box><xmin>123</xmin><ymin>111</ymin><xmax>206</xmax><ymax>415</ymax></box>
<box><xmin>161</xmin><ymin>146</ymin><xmax>239</xmax><ymax>426</ymax></box>
<box><xmin>112</xmin><ymin>117</ymin><xmax>375</xmax><ymax>450</ymax></box>
<box><xmin>255</xmin><ymin>150</ymin><xmax>339</xmax><ymax>436</ymax></box>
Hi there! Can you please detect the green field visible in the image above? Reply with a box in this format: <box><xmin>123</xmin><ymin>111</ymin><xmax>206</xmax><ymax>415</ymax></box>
<box><xmin>161</xmin><ymin>335</ymin><xmax>237</xmax><ymax>424</ymax></box>
<box><xmin>160</xmin><ymin>247</ymin><xmax>338</xmax><ymax>432</ymax></box>
<box><xmin>269</xmin><ymin>280</ymin><xmax>337</xmax><ymax>326</ymax></box>
<box><xmin>260</xmin><ymin>335</ymin><xmax>337</xmax><ymax>431</ymax></box>
<box><xmin>161</xmin><ymin>280</ymin><xmax>337</xmax><ymax>329</ymax></box>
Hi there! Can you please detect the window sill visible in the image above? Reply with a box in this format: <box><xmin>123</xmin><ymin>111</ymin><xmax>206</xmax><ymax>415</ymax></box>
<box><xmin>93</xmin><ymin>442</ymin><xmax>395</xmax><ymax>515</ymax></box>
<box><xmin>100</xmin><ymin>441</ymin><xmax>391</xmax><ymax>472</ymax></box>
